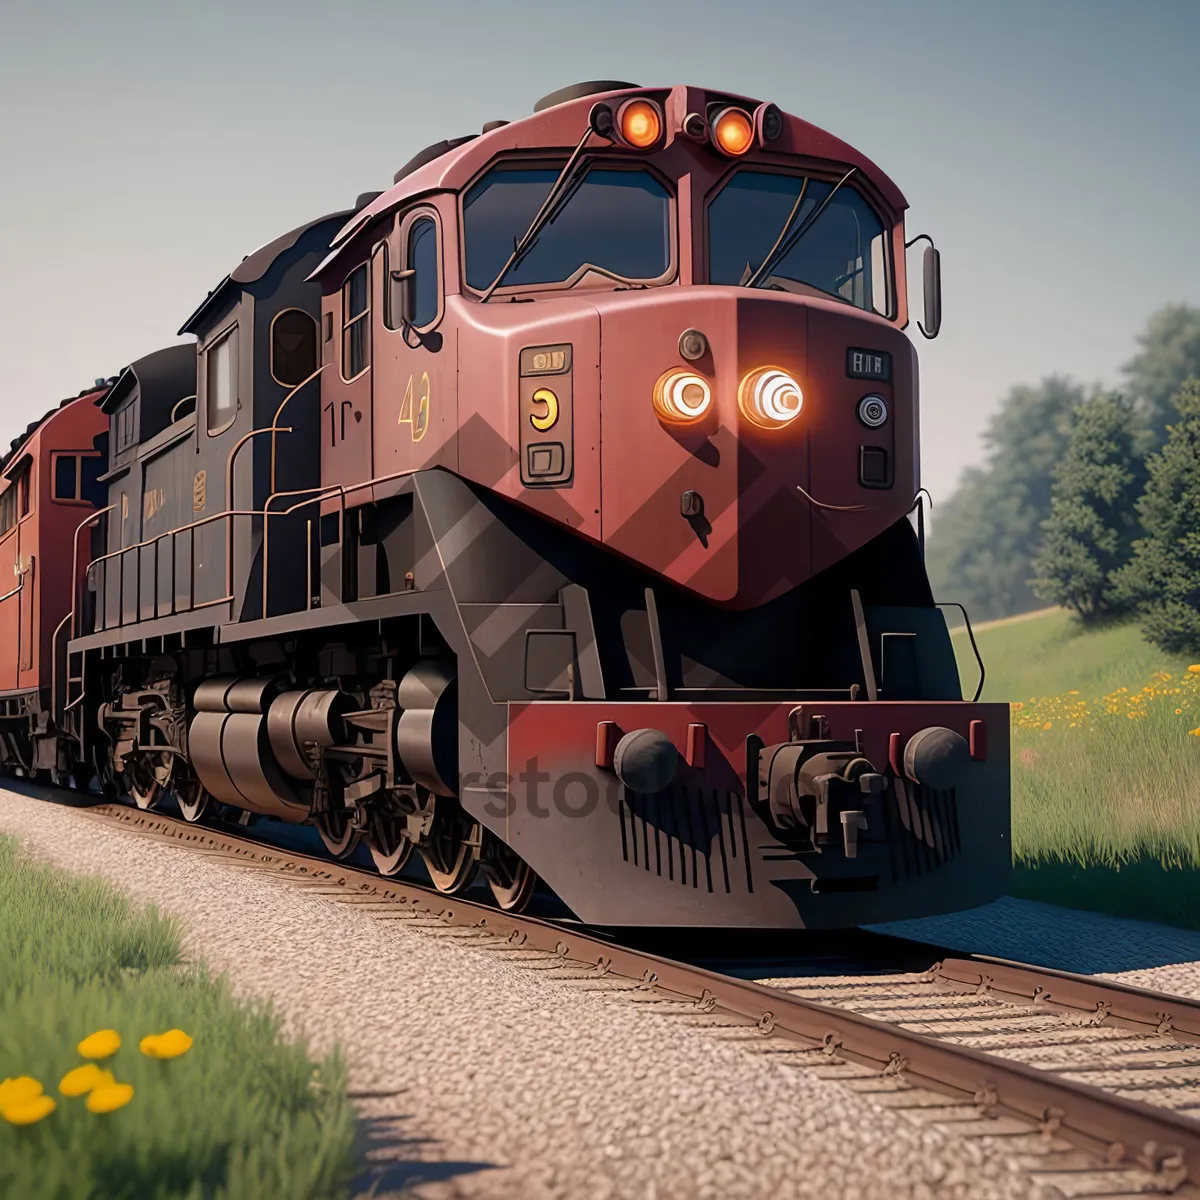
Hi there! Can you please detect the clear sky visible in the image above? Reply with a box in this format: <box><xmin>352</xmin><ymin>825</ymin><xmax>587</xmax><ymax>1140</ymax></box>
<box><xmin>1</xmin><ymin>0</ymin><xmax>1197</xmax><ymax>507</ymax></box>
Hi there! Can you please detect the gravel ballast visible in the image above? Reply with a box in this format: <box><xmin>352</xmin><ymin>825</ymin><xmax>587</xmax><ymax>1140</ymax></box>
<box><xmin>0</xmin><ymin>791</ymin><xmax>1071</xmax><ymax>1199</ymax></box>
<box><xmin>875</xmin><ymin>895</ymin><xmax>1200</xmax><ymax>1000</ymax></box>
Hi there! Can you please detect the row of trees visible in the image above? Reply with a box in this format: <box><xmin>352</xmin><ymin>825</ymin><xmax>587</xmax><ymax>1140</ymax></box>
<box><xmin>928</xmin><ymin>305</ymin><xmax>1200</xmax><ymax>651</ymax></box>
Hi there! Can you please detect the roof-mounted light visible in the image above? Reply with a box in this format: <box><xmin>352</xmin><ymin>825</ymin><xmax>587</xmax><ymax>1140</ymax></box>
<box><xmin>755</xmin><ymin>102</ymin><xmax>783</xmax><ymax>145</ymax></box>
<box><xmin>711</xmin><ymin>107</ymin><xmax>755</xmax><ymax>157</ymax></box>
<box><xmin>615</xmin><ymin>98</ymin><xmax>664</xmax><ymax>150</ymax></box>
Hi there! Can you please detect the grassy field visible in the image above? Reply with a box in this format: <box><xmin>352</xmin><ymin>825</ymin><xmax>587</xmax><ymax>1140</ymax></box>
<box><xmin>953</xmin><ymin>608</ymin><xmax>1200</xmax><ymax>868</ymax></box>
<box><xmin>0</xmin><ymin>836</ymin><xmax>357</xmax><ymax>1199</ymax></box>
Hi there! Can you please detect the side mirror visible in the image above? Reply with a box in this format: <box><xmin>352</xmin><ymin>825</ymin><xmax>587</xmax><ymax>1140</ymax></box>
<box><xmin>920</xmin><ymin>244</ymin><xmax>942</xmax><ymax>339</ymax></box>
<box><xmin>390</xmin><ymin>268</ymin><xmax>415</xmax><ymax>326</ymax></box>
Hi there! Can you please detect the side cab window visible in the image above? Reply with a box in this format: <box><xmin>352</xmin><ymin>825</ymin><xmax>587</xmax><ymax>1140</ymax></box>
<box><xmin>51</xmin><ymin>453</ymin><xmax>105</xmax><ymax>506</ymax></box>
<box><xmin>341</xmin><ymin>265</ymin><xmax>370</xmax><ymax>380</ymax></box>
<box><xmin>205</xmin><ymin>324</ymin><xmax>239</xmax><ymax>436</ymax></box>
<box><xmin>387</xmin><ymin>210</ymin><xmax>442</xmax><ymax>333</ymax></box>
<box><xmin>270</xmin><ymin>309</ymin><xmax>319</xmax><ymax>388</ymax></box>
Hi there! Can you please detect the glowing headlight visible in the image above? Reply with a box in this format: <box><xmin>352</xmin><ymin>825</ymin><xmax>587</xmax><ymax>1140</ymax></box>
<box><xmin>738</xmin><ymin>366</ymin><xmax>803</xmax><ymax>429</ymax></box>
<box><xmin>653</xmin><ymin>369</ymin><xmax>712</xmax><ymax>423</ymax></box>
<box><xmin>712</xmin><ymin>107</ymin><xmax>755</xmax><ymax>156</ymax></box>
<box><xmin>617</xmin><ymin>98</ymin><xmax>663</xmax><ymax>149</ymax></box>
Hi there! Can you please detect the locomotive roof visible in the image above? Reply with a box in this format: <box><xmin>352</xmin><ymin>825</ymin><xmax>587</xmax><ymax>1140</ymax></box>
<box><xmin>310</xmin><ymin>82</ymin><xmax>909</xmax><ymax>283</ymax></box>
<box><xmin>0</xmin><ymin>384</ymin><xmax>112</xmax><ymax>477</ymax></box>
<box><xmin>100</xmin><ymin>344</ymin><xmax>196</xmax><ymax>415</ymax></box>
<box><xmin>177</xmin><ymin>206</ymin><xmax>356</xmax><ymax>336</ymax></box>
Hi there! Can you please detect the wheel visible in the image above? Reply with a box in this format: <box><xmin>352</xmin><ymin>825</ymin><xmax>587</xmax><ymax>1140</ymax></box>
<box><xmin>127</xmin><ymin>728</ymin><xmax>174</xmax><ymax>811</ymax></box>
<box><xmin>366</xmin><ymin>812</ymin><xmax>413</xmax><ymax>876</ymax></box>
<box><xmin>418</xmin><ymin>808</ymin><xmax>478</xmax><ymax>894</ymax></box>
<box><xmin>480</xmin><ymin>831</ymin><xmax>537</xmax><ymax>912</ymax></box>
<box><xmin>314</xmin><ymin>808</ymin><xmax>361</xmax><ymax>859</ymax></box>
<box><xmin>173</xmin><ymin>772</ymin><xmax>210</xmax><ymax>823</ymax></box>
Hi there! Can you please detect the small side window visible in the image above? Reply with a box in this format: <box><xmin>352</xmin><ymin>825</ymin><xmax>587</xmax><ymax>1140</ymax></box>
<box><xmin>409</xmin><ymin>218</ymin><xmax>439</xmax><ymax>328</ymax></box>
<box><xmin>341</xmin><ymin>266</ymin><xmax>370</xmax><ymax>380</ymax></box>
<box><xmin>81</xmin><ymin>456</ymin><xmax>105</xmax><ymax>506</ymax></box>
<box><xmin>114</xmin><ymin>401</ymin><xmax>137</xmax><ymax>453</ymax></box>
<box><xmin>387</xmin><ymin>212</ymin><xmax>441</xmax><ymax>332</ymax></box>
<box><xmin>0</xmin><ymin>488</ymin><xmax>14</xmax><ymax>534</ymax></box>
<box><xmin>54</xmin><ymin>454</ymin><xmax>77</xmax><ymax>500</ymax></box>
<box><xmin>17</xmin><ymin>470</ymin><xmax>30</xmax><ymax>517</ymax></box>
<box><xmin>206</xmin><ymin>326</ymin><xmax>239</xmax><ymax>435</ymax></box>
<box><xmin>271</xmin><ymin>309</ymin><xmax>319</xmax><ymax>387</ymax></box>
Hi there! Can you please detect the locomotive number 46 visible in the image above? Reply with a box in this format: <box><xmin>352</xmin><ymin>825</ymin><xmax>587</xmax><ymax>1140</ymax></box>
<box><xmin>399</xmin><ymin>372</ymin><xmax>430</xmax><ymax>442</ymax></box>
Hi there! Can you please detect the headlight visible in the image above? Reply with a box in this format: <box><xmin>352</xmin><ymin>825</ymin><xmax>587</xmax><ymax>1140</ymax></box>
<box><xmin>711</xmin><ymin>107</ymin><xmax>755</xmax><ymax>156</ymax></box>
<box><xmin>738</xmin><ymin>366</ymin><xmax>803</xmax><ymax>429</ymax></box>
<box><xmin>616</xmin><ymin>99</ymin><xmax>663</xmax><ymax>150</ymax></box>
<box><xmin>653</xmin><ymin>369</ymin><xmax>712</xmax><ymax>423</ymax></box>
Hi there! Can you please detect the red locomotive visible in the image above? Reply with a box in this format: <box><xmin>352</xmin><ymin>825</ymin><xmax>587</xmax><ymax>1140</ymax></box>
<box><xmin>8</xmin><ymin>82</ymin><xmax>1009</xmax><ymax>925</ymax></box>
<box><xmin>0</xmin><ymin>386</ymin><xmax>107</xmax><ymax>774</ymax></box>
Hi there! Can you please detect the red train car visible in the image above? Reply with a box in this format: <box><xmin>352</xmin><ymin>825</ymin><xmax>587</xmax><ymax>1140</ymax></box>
<box><xmin>51</xmin><ymin>81</ymin><xmax>1009</xmax><ymax>928</ymax></box>
<box><xmin>0</xmin><ymin>385</ymin><xmax>108</xmax><ymax>776</ymax></box>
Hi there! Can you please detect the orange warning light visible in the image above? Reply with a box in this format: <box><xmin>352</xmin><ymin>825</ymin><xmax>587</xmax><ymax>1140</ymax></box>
<box><xmin>618</xmin><ymin>99</ymin><xmax>663</xmax><ymax>149</ymax></box>
<box><xmin>712</xmin><ymin>107</ymin><xmax>754</xmax><ymax>156</ymax></box>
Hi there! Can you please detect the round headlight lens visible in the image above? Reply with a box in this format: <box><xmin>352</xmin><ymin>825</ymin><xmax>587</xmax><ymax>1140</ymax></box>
<box><xmin>653</xmin><ymin>369</ymin><xmax>712</xmax><ymax>423</ymax></box>
<box><xmin>738</xmin><ymin>366</ymin><xmax>803</xmax><ymax>429</ymax></box>
<box><xmin>712</xmin><ymin>107</ymin><xmax>755</xmax><ymax>156</ymax></box>
<box><xmin>617</xmin><ymin>99</ymin><xmax>663</xmax><ymax>149</ymax></box>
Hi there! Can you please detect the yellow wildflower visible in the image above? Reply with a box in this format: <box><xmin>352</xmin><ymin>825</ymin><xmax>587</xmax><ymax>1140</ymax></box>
<box><xmin>2</xmin><ymin>1095</ymin><xmax>56</xmax><ymax>1125</ymax></box>
<box><xmin>140</xmin><ymin>1029</ymin><xmax>193</xmax><ymax>1059</ymax></box>
<box><xmin>78</xmin><ymin>1030</ymin><xmax>120</xmax><ymax>1059</ymax></box>
<box><xmin>0</xmin><ymin>1077</ymin><xmax>42</xmax><ymax>1109</ymax></box>
<box><xmin>59</xmin><ymin>1064</ymin><xmax>106</xmax><ymax>1097</ymax></box>
<box><xmin>86</xmin><ymin>1082</ymin><xmax>133</xmax><ymax>1114</ymax></box>
<box><xmin>1043</xmin><ymin>721</ymin><xmax>1052</xmax><ymax>729</ymax></box>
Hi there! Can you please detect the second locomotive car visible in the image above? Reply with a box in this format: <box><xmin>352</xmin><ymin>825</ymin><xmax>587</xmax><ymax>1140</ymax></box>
<box><xmin>37</xmin><ymin>81</ymin><xmax>1007</xmax><ymax>925</ymax></box>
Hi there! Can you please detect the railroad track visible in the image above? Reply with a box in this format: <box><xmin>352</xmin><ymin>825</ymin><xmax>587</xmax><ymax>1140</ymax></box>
<box><xmin>50</xmin><ymin>799</ymin><xmax>1200</xmax><ymax>1197</ymax></box>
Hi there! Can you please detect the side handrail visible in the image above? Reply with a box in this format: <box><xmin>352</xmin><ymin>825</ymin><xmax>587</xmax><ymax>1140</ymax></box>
<box><xmin>937</xmin><ymin>601</ymin><xmax>985</xmax><ymax>703</ymax></box>
<box><xmin>269</xmin><ymin>365</ymin><xmax>325</xmax><ymax>493</ymax></box>
<box><xmin>50</xmin><ymin>612</ymin><xmax>71</xmax><ymax>725</ymax></box>
<box><xmin>70</xmin><ymin>504</ymin><xmax>114</xmax><ymax>638</ymax></box>
<box><xmin>170</xmin><ymin>395</ymin><xmax>197</xmax><ymax>423</ymax></box>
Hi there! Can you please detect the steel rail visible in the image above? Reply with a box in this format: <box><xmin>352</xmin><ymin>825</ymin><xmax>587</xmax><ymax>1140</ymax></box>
<box><xmin>72</xmin><ymin>799</ymin><xmax>1200</xmax><ymax>1188</ymax></box>
<box><xmin>929</xmin><ymin>955</ymin><xmax>1200</xmax><ymax>1045</ymax></box>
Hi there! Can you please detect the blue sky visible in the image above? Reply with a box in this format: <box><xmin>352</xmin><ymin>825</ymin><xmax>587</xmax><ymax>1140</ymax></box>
<box><xmin>1</xmin><ymin>0</ymin><xmax>1197</xmax><ymax>507</ymax></box>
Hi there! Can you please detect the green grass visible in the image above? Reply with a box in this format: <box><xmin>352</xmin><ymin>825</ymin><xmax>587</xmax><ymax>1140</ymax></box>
<box><xmin>0</xmin><ymin>836</ymin><xmax>358</xmax><ymax>1199</ymax></box>
<box><xmin>952</xmin><ymin>609</ymin><xmax>1200</xmax><ymax>869</ymax></box>
<box><xmin>956</xmin><ymin>607</ymin><xmax>1194</xmax><ymax>705</ymax></box>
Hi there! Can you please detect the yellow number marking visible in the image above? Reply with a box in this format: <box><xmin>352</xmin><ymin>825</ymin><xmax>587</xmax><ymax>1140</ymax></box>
<box><xmin>398</xmin><ymin>372</ymin><xmax>430</xmax><ymax>442</ymax></box>
<box><xmin>530</xmin><ymin>387</ymin><xmax>559</xmax><ymax>432</ymax></box>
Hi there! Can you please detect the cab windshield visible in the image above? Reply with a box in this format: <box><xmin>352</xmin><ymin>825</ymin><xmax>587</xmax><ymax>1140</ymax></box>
<box><xmin>708</xmin><ymin>170</ymin><xmax>892</xmax><ymax>315</ymax></box>
<box><xmin>463</xmin><ymin>163</ymin><xmax>672</xmax><ymax>292</ymax></box>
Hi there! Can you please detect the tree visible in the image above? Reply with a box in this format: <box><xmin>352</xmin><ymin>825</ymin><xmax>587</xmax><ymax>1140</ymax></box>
<box><xmin>1029</xmin><ymin>394</ymin><xmax>1148</xmax><ymax>620</ymax></box>
<box><xmin>1122</xmin><ymin>305</ymin><xmax>1200</xmax><ymax>442</ymax></box>
<box><xmin>927</xmin><ymin>377</ymin><xmax>1088</xmax><ymax>621</ymax></box>
<box><xmin>1112</xmin><ymin>379</ymin><xmax>1200</xmax><ymax>654</ymax></box>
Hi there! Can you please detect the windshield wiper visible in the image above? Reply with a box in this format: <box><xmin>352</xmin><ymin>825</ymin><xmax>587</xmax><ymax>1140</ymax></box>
<box><xmin>479</xmin><ymin>107</ymin><xmax>612</xmax><ymax>302</ymax></box>
<box><xmin>744</xmin><ymin>166</ymin><xmax>857</xmax><ymax>289</ymax></box>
